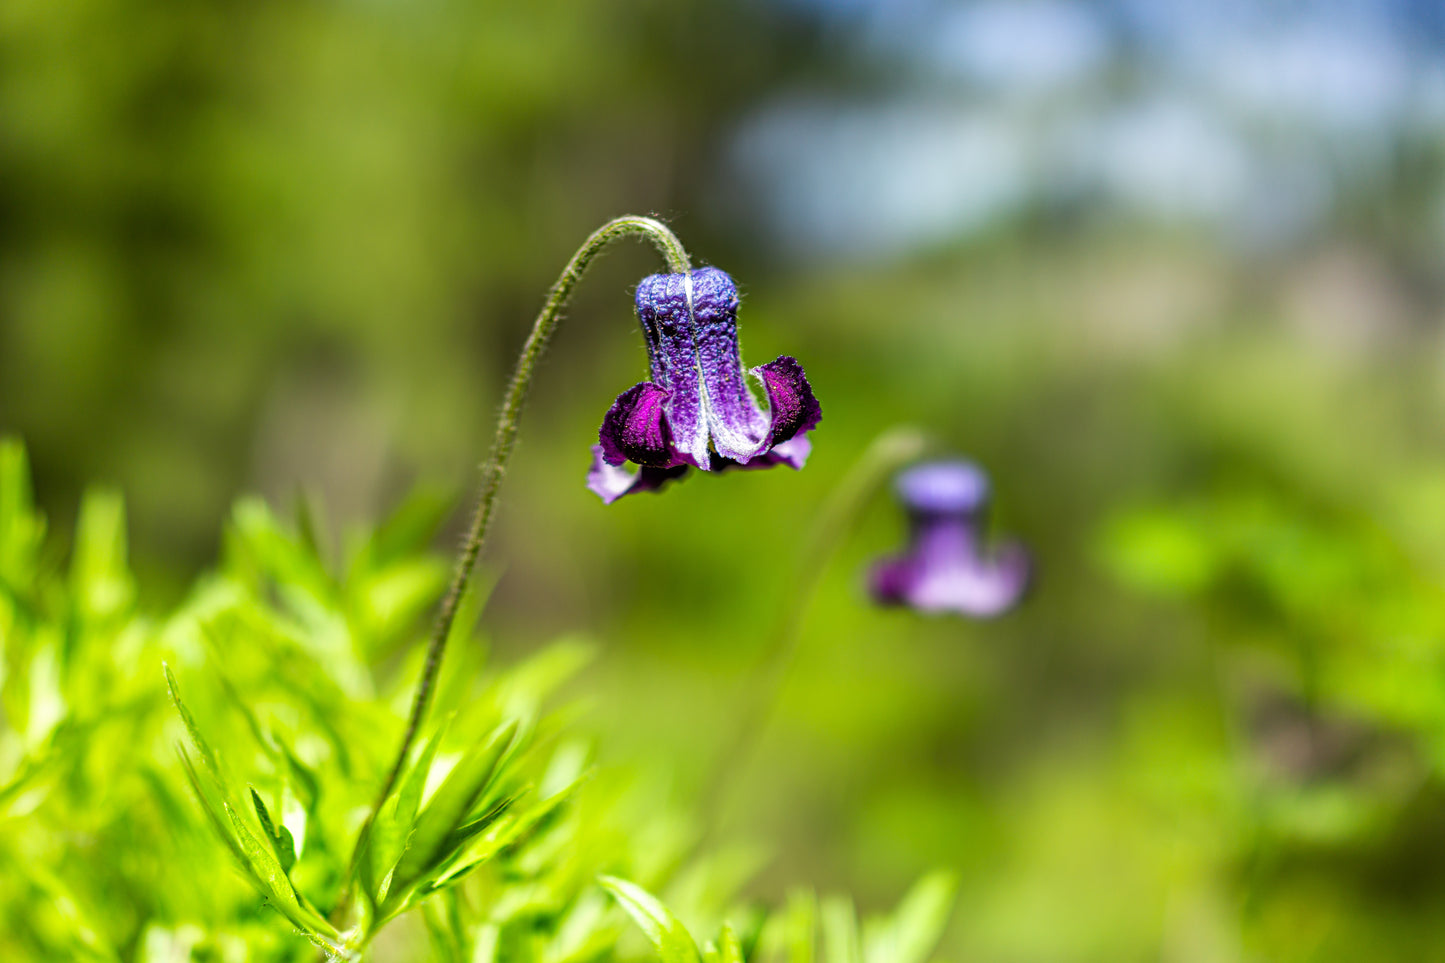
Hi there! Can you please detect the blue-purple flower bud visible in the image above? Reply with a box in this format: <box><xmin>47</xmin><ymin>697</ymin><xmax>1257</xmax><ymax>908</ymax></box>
<box><xmin>588</xmin><ymin>267</ymin><xmax>822</xmax><ymax>503</ymax></box>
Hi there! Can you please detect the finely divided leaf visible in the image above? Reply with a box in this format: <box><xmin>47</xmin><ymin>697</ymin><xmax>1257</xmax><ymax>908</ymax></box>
<box><xmin>389</xmin><ymin>721</ymin><xmax>518</xmax><ymax>898</ymax></box>
<box><xmin>366</xmin><ymin>728</ymin><xmax>444</xmax><ymax>903</ymax></box>
<box><xmin>599</xmin><ymin>875</ymin><xmax>701</xmax><ymax>963</ymax></box>
<box><xmin>164</xmin><ymin>664</ymin><xmax>224</xmax><ymax>789</ymax></box>
<box><xmin>250</xmin><ymin>788</ymin><xmax>297</xmax><ymax>873</ymax></box>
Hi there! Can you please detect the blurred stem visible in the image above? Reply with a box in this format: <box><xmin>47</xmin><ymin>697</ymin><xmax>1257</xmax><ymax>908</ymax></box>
<box><xmin>340</xmin><ymin>216</ymin><xmax>691</xmax><ymax>927</ymax></box>
<box><xmin>701</xmin><ymin>426</ymin><xmax>928</xmax><ymax>834</ymax></box>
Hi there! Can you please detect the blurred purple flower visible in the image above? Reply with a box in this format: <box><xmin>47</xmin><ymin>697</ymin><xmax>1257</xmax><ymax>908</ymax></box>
<box><xmin>870</xmin><ymin>460</ymin><xmax>1029</xmax><ymax>616</ymax></box>
<box><xmin>588</xmin><ymin>267</ymin><xmax>822</xmax><ymax>503</ymax></box>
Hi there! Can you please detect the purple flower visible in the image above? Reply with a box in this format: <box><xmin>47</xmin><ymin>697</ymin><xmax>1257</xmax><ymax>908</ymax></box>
<box><xmin>869</xmin><ymin>460</ymin><xmax>1029</xmax><ymax>617</ymax></box>
<box><xmin>588</xmin><ymin>267</ymin><xmax>822</xmax><ymax>503</ymax></box>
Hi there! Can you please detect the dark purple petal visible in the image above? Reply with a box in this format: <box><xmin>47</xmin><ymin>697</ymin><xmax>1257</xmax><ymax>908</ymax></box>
<box><xmin>594</xmin><ymin>266</ymin><xmax>821</xmax><ymax>501</ymax></box>
<box><xmin>753</xmin><ymin>356</ymin><xmax>822</xmax><ymax>450</ymax></box>
<box><xmin>587</xmin><ymin>445</ymin><xmax>690</xmax><ymax>504</ymax></box>
<box><xmin>635</xmin><ymin>273</ymin><xmax>709</xmax><ymax>467</ymax></box>
<box><xmin>896</xmin><ymin>460</ymin><xmax>989</xmax><ymax>516</ymax></box>
<box><xmin>598</xmin><ymin>383</ymin><xmax>674</xmax><ymax>468</ymax></box>
<box><xmin>690</xmin><ymin>267</ymin><xmax>771</xmax><ymax>463</ymax></box>
<box><xmin>869</xmin><ymin>555</ymin><xmax>919</xmax><ymax>605</ymax></box>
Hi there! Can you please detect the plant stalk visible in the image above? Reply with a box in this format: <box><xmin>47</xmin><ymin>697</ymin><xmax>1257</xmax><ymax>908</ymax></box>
<box><xmin>701</xmin><ymin>425</ymin><xmax>928</xmax><ymax>832</ymax></box>
<box><xmin>341</xmin><ymin>216</ymin><xmax>691</xmax><ymax>925</ymax></box>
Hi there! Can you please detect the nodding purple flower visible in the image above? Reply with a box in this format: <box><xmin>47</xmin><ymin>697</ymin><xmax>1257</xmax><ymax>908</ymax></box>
<box><xmin>587</xmin><ymin>267</ymin><xmax>822</xmax><ymax>503</ymax></box>
<box><xmin>869</xmin><ymin>460</ymin><xmax>1029</xmax><ymax>617</ymax></box>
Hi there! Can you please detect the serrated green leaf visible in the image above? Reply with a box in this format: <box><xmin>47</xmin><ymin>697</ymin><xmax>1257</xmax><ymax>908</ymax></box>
<box><xmin>599</xmin><ymin>875</ymin><xmax>701</xmax><ymax>963</ymax></box>
<box><xmin>389</xmin><ymin>721</ymin><xmax>517</xmax><ymax>897</ymax></box>
<box><xmin>250</xmin><ymin>787</ymin><xmax>296</xmax><ymax>873</ymax></box>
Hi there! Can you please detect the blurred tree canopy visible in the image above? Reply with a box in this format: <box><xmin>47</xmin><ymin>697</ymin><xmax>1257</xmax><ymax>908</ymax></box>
<box><xmin>0</xmin><ymin>0</ymin><xmax>820</xmax><ymax>588</ymax></box>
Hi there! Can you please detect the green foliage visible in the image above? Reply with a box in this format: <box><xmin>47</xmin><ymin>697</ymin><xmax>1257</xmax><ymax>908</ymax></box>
<box><xmin>602</xmin><ymin>874</ymin><xmax>957</xmax><ymax>963</ymax></box>
<box><xmin>0</xmin><ymin>437</ymin><xmax>950</xmax><ymax>961</ymax></box>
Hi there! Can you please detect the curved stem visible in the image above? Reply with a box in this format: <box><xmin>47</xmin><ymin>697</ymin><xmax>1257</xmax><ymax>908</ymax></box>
<box><xmin>344</xmin><ymin>216</ymin><xmax>691</xmax><ymax>922</ymax></box>
<box><xmin>700</xmin><ymin>426</ymin><xmax>928</xmax><ymax>834</ymax></box>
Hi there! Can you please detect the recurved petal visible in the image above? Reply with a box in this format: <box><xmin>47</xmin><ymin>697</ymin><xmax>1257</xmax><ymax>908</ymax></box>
<box><xmin>587</xmin><ymin>445</ymin><xmax>690</xmax><ymax>504</ymax></box>
<box><xmin>712</xmin><ymin>434</ymin><xmax>812</xmax><ymax>473</ymax></box>
<box><xmin>753</xmin><ymin>356</ymin><xmax>822</xmax><ymax>449</ymax></box>
<box><xmin>869</xmin><ymin>538</ymin><xmax>1029</xmax><ymax>618</ymax></box>
<box><xmin>598</xmin><ymin>382</ymin><xmax>674</xmax><ymax>468</ymax></box>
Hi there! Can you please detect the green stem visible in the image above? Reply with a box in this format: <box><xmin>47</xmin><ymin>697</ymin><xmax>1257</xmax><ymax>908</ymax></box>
<box><xmin>701</xmin><ymin>426</ymin><xmax>928</xmax><ymax>832</ymax></box>
<box><xmin>344</xmin><ymin>215</ymin><xmax>691</xmax><ymax>924</ymax></box>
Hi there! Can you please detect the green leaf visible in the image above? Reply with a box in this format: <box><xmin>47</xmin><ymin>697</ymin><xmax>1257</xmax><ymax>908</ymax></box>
<box><xmin>69</xmin><ymin>488</ymin><xmax>134</xmax><ymax>625</ymax></box>
<box><xmin>358</xmin><ymin>483</ymin><xmax>455</xmax><ymax>569</ymax></box>
<box><xmin>169</xmin><ymin>667</ymin><xmax>339</xmax><ymax>952</ymax></box>
<box><xmin>599</xmin><ymin>875</ymin><xmax>701</xmax><ymax>963</ymax></box>
<box><xmin>0</xmin><ymin>436</ymin><xmax>45</xmax><ymax>592</ymax></box>
<box><xmin>293</xmin><ymin>487</ymin><xmax>329</xmax><ymax>574</ymax></box>
<box><xmin>220</xmin><ymin>796</ymin><xmax>340</xmax><ymax>948</ymax></box>
<box><xmin>250</xmin><ymin>787</ymin><xmax>297</xmax><ymax>873</ymax></box>
<box><xmin>821</xmin><ymin>897</ymin><xmax>860</xmax><ymax>963</ymax></box>
<box><xmin>164</xmin><ymin>664</ymin><xmax>223</xmax><ymax>789</ymax></box>
<box><xmin>272</xmin><ymin>731</ymin><xmax>320</xmax><ymax>813</ymax></box>
<box><xmin>863</xmin><ymin>872</ymin><xmax>956</xmax><ymax>963</ymax></box>
<box><xmin>388</xmin><ymin>721</ymin><xmax>518</xmax><ymax>898</ymax></box>
<box><xmin>366</xmin><ymin>728</ymin><xmax>444</xmax><ymax>903</ymax></box>
<box><xmin>781</xmin><ymin>890</ymin><xmax>816</xmax><ymax>963</ymax></box>
<box><xmin>711</xmin><ymin>923</ymin><xmax>745</xmax><ymax>963</ymax></box>
<box><xmin>229</xmin><ymin>497</ymin><xmax>334</xmax><ymax>608</ymax></box>
<box><xmin>355</xmin><ymin>556</ymin><xmax>450</xmax><ymax>645</ymax></box>
<box><xmin>176</xmin><ymin>748</ymin><xmax>250</xmax><ymax>871</ymax></box>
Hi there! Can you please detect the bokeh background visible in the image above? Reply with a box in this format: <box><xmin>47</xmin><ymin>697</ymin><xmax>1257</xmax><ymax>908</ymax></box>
<box><xmin>8</xmin><ymin>0</ymin><xmax>1445</xmax><ymax>959</ymax></box>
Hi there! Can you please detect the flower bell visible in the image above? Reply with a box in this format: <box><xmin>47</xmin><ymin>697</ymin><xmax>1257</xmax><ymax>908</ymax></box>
<box><xmin>869</xmin><ymin>460</ymin><xmax>1028</xmax><ymax>616</ymax></box>
<box><xmin>588</xmin><ymin>267</ymin><xmax>822</xmax><ymax>503</ymax></box>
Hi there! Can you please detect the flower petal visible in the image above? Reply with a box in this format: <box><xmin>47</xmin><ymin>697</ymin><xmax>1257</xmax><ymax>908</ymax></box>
<box><xmin>587</xmin><ymin>445</ymin><xmax>690</xmax><ymax>504</ymax></box>
<box><xmin>690</xmin><ymin>267</ymin><xmax>771</xmax><ymax>463</ymax></box>
<box><xmin>896</xmin><ymin>460</ymin><xmax>989</xmax><ymax>516</ymax></box>
<box><xmin>924</xmin><ymin>540</ymin><xmax>1029</xmax><ymax>616</ymax></box>
<box><xmin>869</xmin><ymin>517</ymin><xmax>1029</xmax><ymax>618</ymax></box>
<box><xmin>636</xmin><ymin>273</ymin><xmax>709</xmax><ymax>468</ymax></box>
<box><xmin>753</xmin><ymin>356</ymin><xmax>822</xmax><ymax>450</ymax></box>
<box><xmin>598</xmin><ymin>382</ymin><xmax>675</xmax><ymax>467</ymax></box>
<box><xmin>712</xmin><ymin>434</ymin><xmax>812</xmax><ymax>473</ymax></box>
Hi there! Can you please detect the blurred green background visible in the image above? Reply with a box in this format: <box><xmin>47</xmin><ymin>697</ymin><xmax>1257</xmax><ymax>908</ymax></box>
<box><xmin>8</xmin><ymin>0</ymin><xmax>1445</xmax><ymax>959</ymax></box>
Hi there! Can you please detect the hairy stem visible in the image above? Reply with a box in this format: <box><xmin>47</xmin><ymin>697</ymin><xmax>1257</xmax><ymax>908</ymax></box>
<box><xmin>343</xmin><ymin>216</ymin><xmax>691</xmax><ymax>923</ymax></box>
<box><xmin>701</xmin><ymin>426</ymin><xmax>928</xmax><ymax>833</ymax></box>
